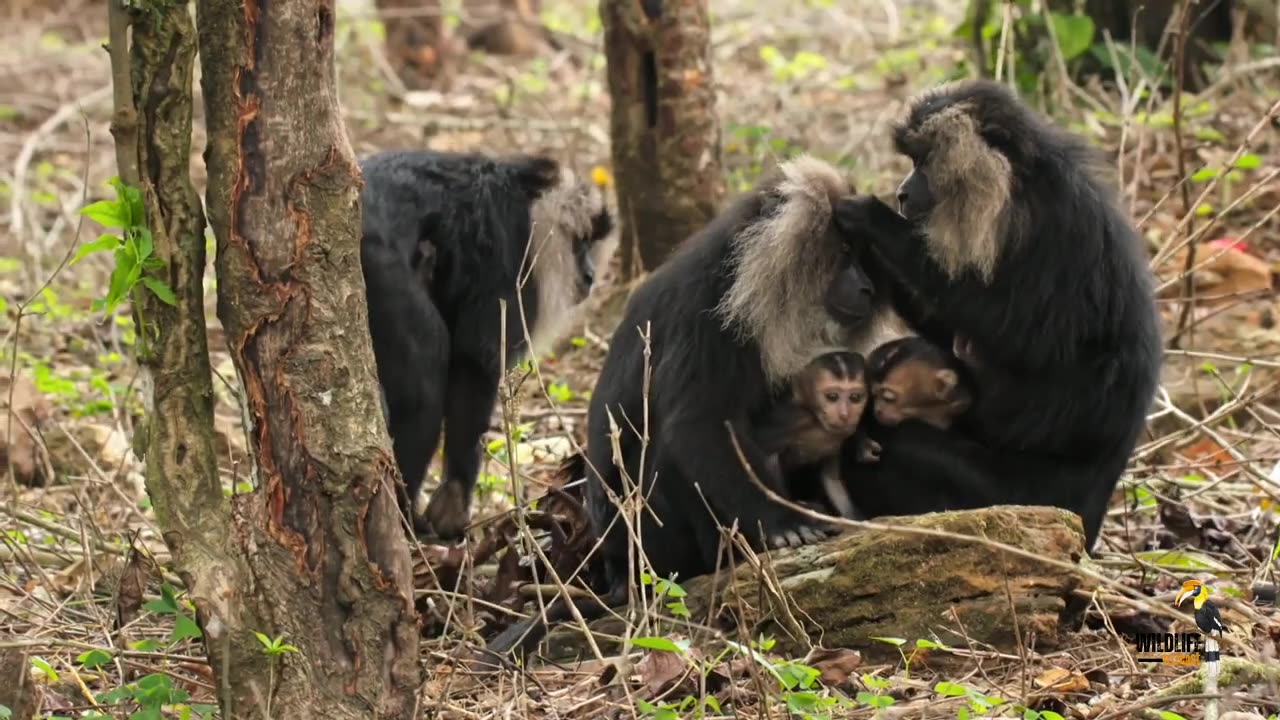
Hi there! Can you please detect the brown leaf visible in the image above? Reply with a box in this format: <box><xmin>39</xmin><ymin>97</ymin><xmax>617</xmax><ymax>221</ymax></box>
<box><xmin>1160</xmin><ymin>238</ymin><xmax>1279</xmax><ymax>307</ymax></box>
<box><xmin>114</xmin><ymin>539</ymin><xmax>157</xmax><ymax>634</ymax></box>
<box><xmin>803</xmin><ymin>647</ymin><xmax>863</xmax><ymax>686</ymax></box>
<box><xmin>0</xmin><ymin>373</ymin><xmax>52</xmax><ymax>487</ymax></box>
<box><xmin>633</xmin><ymin>646</ymin><xmax>695</xmax><ymax>698</ymax></box>
<box><xmin>1033</xmin><ymin>666</ymin><xmax>1090</xmax><ymax>692</ymax></box>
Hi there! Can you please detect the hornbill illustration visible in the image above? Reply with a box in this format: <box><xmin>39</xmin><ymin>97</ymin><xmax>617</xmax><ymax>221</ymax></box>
<box><xmin>1175</xmin><ymin>579</ymin><xmax>1229</xmax><ymax>637</ymax></box>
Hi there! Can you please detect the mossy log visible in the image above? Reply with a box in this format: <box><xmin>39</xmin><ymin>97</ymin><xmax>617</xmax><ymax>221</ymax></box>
<box><xmin>541</xmin><ymin>505</ymin><xmax>1088</xmax><ymax>662</ymax></box>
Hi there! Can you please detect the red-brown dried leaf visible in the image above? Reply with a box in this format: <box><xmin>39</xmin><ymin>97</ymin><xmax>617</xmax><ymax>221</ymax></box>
<box><xmin>804</xmin><ymin>647</ymin><xmax>863</xmax><ymax>687</ymax></box>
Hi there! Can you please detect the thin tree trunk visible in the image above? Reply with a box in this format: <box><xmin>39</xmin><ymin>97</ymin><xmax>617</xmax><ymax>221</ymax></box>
<box><xmin>602</xmin><ymin>0</ymin><xmax>724</xmax><ymax>279</ymax></box>
<box><xmin>106</xmin><ymin>0</ymin><xmax>266</xmax><ymax>712</ymax></box>
<box><xmin>87</xmin><ymin>0</ymin><xmax>426</xmax><ymax>716</ymax></box>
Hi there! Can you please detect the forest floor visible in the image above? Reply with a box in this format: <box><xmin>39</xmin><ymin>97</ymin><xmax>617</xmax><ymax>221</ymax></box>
<box><xmin>2</xmin><ymin>0</ymin><xmax>1280</xmax><ymax>718</ymax></box>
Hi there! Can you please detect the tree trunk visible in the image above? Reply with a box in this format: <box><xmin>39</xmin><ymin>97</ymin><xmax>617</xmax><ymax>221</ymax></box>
<box><xmin>135</xmin><ymin>0</ymin><xmax>426</xmax><ymax>716</ymax></box>
<box><xmin>601</xmin><ymin>0</ymin><xmax>724</xmax><ymax>279</ymax></box>
<box><xmin>539</xmin><ymin>506</ymin><xmax>1088</xmax><ymax>663</ymax></box>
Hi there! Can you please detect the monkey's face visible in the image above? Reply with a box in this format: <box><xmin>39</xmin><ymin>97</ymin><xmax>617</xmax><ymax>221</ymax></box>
<box><xmin>823</xmin><ymin>261</ymin><xmax>876</xmax><ymax>327</ymax></box>
<box><xmin>566</xmin><ymin>185</ymin><xmax>617</xmax><ymax>302</ymax></box>
<box><xmin>810</xmin><ymin>373</ymin><xmax>868</xmax><ymax>435</ymax></box>
<box><xmin>895</xmin><ymin>166</ymin><xmax>934</xmax><ymax>222</ymax></box>
<box><xmin>872</xmin><ymin>364</ymin><xmax>969</xmax><ymax>430</ymax></box>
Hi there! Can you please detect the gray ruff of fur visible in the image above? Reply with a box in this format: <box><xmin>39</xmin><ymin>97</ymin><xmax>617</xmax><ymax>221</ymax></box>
<box><xmin>897</xmin><ymin>100</ymin><xmax>1012</xmax><ymax>284</ymax></box>
<box><xmin>715</xmin><ymin>155</ymin><xmax>909</xmax><ymax>387</ymax></box>
<box><xmin>524</xmin><ymin>168</ymin><xmax>617</xmax><ymax>357</ymax></box>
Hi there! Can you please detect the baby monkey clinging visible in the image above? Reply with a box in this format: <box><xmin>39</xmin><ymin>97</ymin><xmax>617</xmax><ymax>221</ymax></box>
<box><xmin>757</xmin><ymin>351</ymin><xmax>877</xmax><ymax>520</ymax></box>
<box><xmin>866</xmin><ymin>337</ymin><xmax>974</xmax><ymax>430</ymax></box>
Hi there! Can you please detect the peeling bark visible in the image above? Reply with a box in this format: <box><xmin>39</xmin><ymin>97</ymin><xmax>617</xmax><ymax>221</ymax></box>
<box><xmin>107</xmin><ymin>0</ymin><xmax>268</xmax><ymax>711</ymax></box>
<box><xmin>601</xmin><ymin>0</ymin><xmax>725</xmax><ymax>278</ymax></box>
<box><xmin>93</xmin><ymin>0</ymin><xmax>428</xmax><ymax>716</ymax></box>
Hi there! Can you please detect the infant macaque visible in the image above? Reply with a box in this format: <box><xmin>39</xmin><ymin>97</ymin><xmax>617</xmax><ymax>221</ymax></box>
<box><xmin>756</xmin><ymin>351</ymin><xmax>875</xmax><ymax>519</ymax></box>
<box><xmin>866</xmin><ymin>336</ymin><xmax>974</xmax><ymax>430</ymax></box>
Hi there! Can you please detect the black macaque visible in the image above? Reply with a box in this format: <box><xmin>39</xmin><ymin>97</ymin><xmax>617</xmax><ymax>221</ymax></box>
<box><xmin>482</xmin><ymin>156</ymin><xmax>906</xmax><ymax>658</ymax></box>
<box><xmin>864</xmin><ymin>336</ymin><xmax>973</xmax><ymax>431</ymax></box>
<box><xmin>359</xmin><ymin>149</ymin><xmax>616</xmax><ymax>538</ymax></box>
<box><xmin>834</xmin><ymin>79</ymin><xmax>1162</xmax><ymax>549</ymax></box>
<box><xmin>756</xmin><ymin>350</ymin><xmax>874</xmax><ymax>520</ymax></box>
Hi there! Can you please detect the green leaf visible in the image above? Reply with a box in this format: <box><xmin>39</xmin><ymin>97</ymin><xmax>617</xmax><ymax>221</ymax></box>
<box><xmin>630</xmin><ymin>636</ymin><xmax>685</xmax><ymax>653</ymax></box>
<box><xmin>1156</xmin><ymin>712</ymin><xmax>1190</xmax><ymax>720</ymax></box>
<box><xmin>1050</xmin><ymin>13</ymin><xmax>1096</xmax><ymax>60</ymax></box>
<box><xmin>935</xmin><ymin>681</ymin><xmax>971</xmax><ymax>696</ymax></box>
<box><xmin>144</xmin><ymin>583</ymin><xmax>182</xmax><ymax>614</ymax></box>
<box><xmin>141</xmin><ymin>277</ymin><xmax>178</xmax><ymax>306</ymax></box>
<box><xmin>1135</xmin><ymin>549</ymin><xmax>1230</xmax><ymax>571</ymax></box>
<box><xmin>72</xmin><ymin>234</ymin><xmax>122</xmax><ymax>265</ymax></box>
<box><xmin>0</xmin><ymin>704</ymin><xmax>12</xmax><ymax>719</ymax></box>
<box><xmin>870</xmin><ymin>636</ymin><xmax>906</xmax><ymax>646</ymax></box>
<box><xmin>915</xmin><ymin>638</ymin><xmax>947</xmax><ymax>649</ymax></box>
<box><xmin>1233</xmin><ymin>153</ymin><xmax>1262</xmax><ymax>170</ymax></box>
<box><xmin>171</xmin><ymin>614</ymin><xmax>203</xmax><ymax>644</ymax></box>
<box><xmin>136</xmin><ymin>227</ymin><xmax>155</xmax><ymax>261</ymax></box>
<box><xmin>30</xmin><ymin>656</ymin><xmax>58</xmax><ymax>682</ymax></box>
<box><xmin>1190</xmin><ymin>167</ymin><xmax>1219</xmax><ymax>182</ymax></box>
<box><xmin>80</xmin><ymin>199</ymin><xmax>126</xmax><ymax>229</ymax></box>
<box><xmin>1040</xmin><ymin>712</ymin><xmax>1067</xmax><ymax>720</ymax></box>
<box><xmin>77</xmin><ymin>649</ymin><xmax>113</xmax><ymax>669</ymax></box>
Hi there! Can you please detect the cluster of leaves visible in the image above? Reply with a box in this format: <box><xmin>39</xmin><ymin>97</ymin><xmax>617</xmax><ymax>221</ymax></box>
<box><xmin>623</xmin><ymin>582</ymin><xmax>1092</xmax><ymax>720</ymax></box>
<box><xmin>76</xmin><ymin>177</ymin><xmax>175</xmax><ymax>320</ymax></box>
<box><xmin>956</xmin><ymin>0</ymin><xmax>1102</xmax><ymax>95</ymax></box>
<box><xmin>25</xmin><ymin>584</ymin><xmax>210</xmax><ymax>720</ymax></box>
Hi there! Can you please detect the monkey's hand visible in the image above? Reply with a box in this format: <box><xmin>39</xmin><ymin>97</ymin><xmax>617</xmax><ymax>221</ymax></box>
<box><xmin>858</xmin><ymin>437</ymin><xmax>882</xmax><ymax>463</ymax></box>
<box><xmin>833</xmin><ymin>194</ymin><xmax>909</xmax><ymax>238</ymax></box>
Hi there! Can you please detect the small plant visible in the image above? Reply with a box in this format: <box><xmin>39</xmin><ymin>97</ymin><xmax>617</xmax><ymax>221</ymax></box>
<box><xmin>144</xmin><ymin>582</ymin><xmax>204</xmax><ymax>647</ymax></box>
<box><xmin>76</xmin><ymin>177</ymin><xmax>176</xmax><ymax>351</ymax></box>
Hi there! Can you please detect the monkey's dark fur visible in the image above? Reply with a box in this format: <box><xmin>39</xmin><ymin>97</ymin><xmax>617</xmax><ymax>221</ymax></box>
<box><xmin>359</xmin><ymin>149</ymin><xmax>616</xmax><ymax>538</ymax></box>
<box><xmin>482</xmin><ymin>157</ymin><xmax>901</xmax><ymax>657</ymax></box>
<box><xmin>835</xmin><ymin>79</ymin><xmax>1162</xmax><ymax>548</ymax></box>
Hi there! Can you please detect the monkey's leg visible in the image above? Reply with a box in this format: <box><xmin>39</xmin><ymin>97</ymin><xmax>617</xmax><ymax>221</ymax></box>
<box><xmin>426</xmin><ymin>357</ymin><xmax>499</xmax><ymax>540</ymax></box>
<box><xmin>818</xmin><ymin>457</ymin><xmax>858</xmax><ymax>519</ymax></box>
<box><xmin>660</xmin><ymin>415</ymin><xmax>837</xmax><ymax>550</ymax></box>
<box><xmin>389</xmin><ymin>391</ymin><xmax>445</xmax><ymax>535</ymax></box>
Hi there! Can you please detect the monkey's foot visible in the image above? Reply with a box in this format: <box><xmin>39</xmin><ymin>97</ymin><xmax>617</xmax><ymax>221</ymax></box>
<box><xmin>766</xmin><ymin>521</ymin><xmax>839</xmax><ymax>550</ymax></box>
<box><xmin>424</xmin><ymin>478</ymin><xmax>472</xmax><ymax>541</ymax></box>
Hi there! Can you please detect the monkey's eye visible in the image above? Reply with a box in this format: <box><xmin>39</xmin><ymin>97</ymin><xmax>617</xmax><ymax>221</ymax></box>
<box><xmin>879</xmin><ymin>389</ymin><xmax>897</xmax><ymax>403</ymax></box>
<box><xmin>824</xmin><ymin>391</ymin><xmax>840</xmax><ymax>403</ymax></box>
<box><xmin>849</xmin><ymin>392</ymin><xmax>865</xmax><ymax>403</ymax></box>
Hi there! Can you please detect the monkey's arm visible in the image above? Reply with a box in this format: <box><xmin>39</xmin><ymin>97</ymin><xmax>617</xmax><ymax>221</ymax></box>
<box><xmin>836</xmin><ymin>195</ymin><xmax>1040</xmax><ymax>371</ymax></box>
<box><xmin>752</xmin><ymin>405</ymin><xmax>810</xmax><ymax>456</ymax></box>
<box><xmin>660</xmin><ymin>406</ymin><xmax>831</xmax><ymax>547</ymax></box>
<box><xmin>852</xmin><ymin>424</ymin><xmax>881</xmax><ymax>463</ymax></box>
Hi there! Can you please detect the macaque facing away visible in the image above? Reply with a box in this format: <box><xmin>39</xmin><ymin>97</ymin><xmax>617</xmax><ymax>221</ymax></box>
<box><xmin>866</xmin><ymin>337</ymin><xmax>974</xmax><ymax>430</ymax></box>
<box><xmin>756</xmin><ymin>351</ymin><xmax>876</xmax><ymax>520</ymax></box>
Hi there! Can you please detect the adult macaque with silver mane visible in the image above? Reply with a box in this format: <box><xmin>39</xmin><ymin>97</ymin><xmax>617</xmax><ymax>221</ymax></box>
<box><xmin>484</xmin><ymin>156</ymin><xmax>902</xmax><ymax>657</ymax></box>
<box><xmin>360</xmin><ymin>150</ymin><xmax>616</xmax><ymax>539</ymax></box>
<box><xmin>835</xmin><ymin>79</ymin><xmax>1162</xmax><ymax>548</ymax></box>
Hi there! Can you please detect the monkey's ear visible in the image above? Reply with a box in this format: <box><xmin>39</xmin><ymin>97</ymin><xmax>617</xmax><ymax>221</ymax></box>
<box><xmin>512</xmin><ymin>156</ymin><xmax>563</xmax><ymax>195</ymax></box>
<box><xmin>934</xmin><ymin>369</ymin><xmax>958</xmax><ymax>397</ymax></box>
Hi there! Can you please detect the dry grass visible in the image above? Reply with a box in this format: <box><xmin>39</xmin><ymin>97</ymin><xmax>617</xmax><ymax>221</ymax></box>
<box><xmin>2</xmin><ymin>0</ymin><xmax>1280</xmax><ymax>718</ymax></box>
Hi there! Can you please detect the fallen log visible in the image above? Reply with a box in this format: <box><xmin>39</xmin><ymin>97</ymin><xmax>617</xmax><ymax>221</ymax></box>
<box><xmin>538</xmin><ymin>505</ymin><xmax>1089</xmax><ymax>662</ymax></box>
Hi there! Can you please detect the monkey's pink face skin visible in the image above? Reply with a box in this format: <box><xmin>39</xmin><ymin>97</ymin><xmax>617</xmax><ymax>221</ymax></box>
<box><xmin>815</xmin><ymin>389</ymin><xmax>867</xmax><ymax>436</ymax></box>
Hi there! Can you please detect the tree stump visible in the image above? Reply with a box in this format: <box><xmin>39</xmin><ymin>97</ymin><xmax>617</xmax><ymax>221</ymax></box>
<box><xmin>539</xmin><ymin>505</ymin><xmax>1089</xmax><ymax>662</ymax></box>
